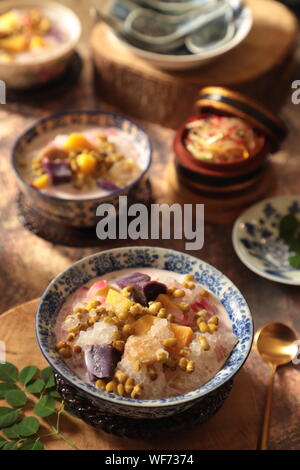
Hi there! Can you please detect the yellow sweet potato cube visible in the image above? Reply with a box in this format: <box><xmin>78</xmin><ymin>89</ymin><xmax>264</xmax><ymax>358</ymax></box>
<box><xmin>30</xmin><ymin>35</ymin><xmax>47</xmax><ymax>49</ymax></box>
<box><xmin>76</xmin><ymin>153</ymin><xmax>97</xmax><ymax>176</ymax></box>
<box><xmin>64</xmin><ymin>133</ymin><xmax>96</xmax><ymax>152</ymax></box>
<box><xmin>132</xmin><ymin>315</ymin><xmax>155</xmax><ymax>336</ymax></box>
<box><xmin>32</xmin><ymin>174</ymin><xmax>50</xmax><ymax>190</ymax></box>
<box><xmin>156</xmin><ymin>294</ymin><xmax>183</xmax><ymax>316</ymax></box>
<box><xmin>0</xmin><ymin>34</ymin><xmax>28</xmax><ymax>53</ymax></box>
<box><xmin>0</xmin><ymin>12</ymin><xmax>18</xmax><ymax>32</ymax></box>
<box><xmin>106</xmin><ymin>289</ymin><xmax>133</xmax><ymax>317</ymax></box>
<box><xmin>170</xmin><ymin>323</ymin><xmax>193</xmax><ymax>352</ymax></box>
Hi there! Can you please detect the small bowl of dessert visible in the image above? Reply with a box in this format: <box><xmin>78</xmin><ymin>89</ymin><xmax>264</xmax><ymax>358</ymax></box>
<box><xmin>0</xmin><ymin>0</ymin><xmax>81</xmax><ymax>88</ymax></box>
<box><xmin>11</xmin><ymin>110</ymin><xmax>152</xmax><ymax>227</ymax></box>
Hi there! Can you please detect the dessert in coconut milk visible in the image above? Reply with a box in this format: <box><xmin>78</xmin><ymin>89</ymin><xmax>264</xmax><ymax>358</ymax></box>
<box><xmin>27</xmin><ymin>127</ymin><xmax>142</xmax><ymax>199</ymax></box>
<box><xmin>0</xmin><ymin>7</ymin><xmax>67</xmax><ymax>62</ymax></box>
<box><xmin>55</xmin><ymin>268</ymin><xmax>237</xmax><ymax>400</ymax></box>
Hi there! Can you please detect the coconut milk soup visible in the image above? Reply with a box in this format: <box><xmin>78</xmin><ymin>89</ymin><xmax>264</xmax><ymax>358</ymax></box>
<box><xmin>21</xmin><ymin>127</ymin><xmax>143</xmax><ymax>200</ymax></box>
<box><xmin>55</xmin><ymin>268</ymin><xmax>237</xmax><ymax>400</ymax></box>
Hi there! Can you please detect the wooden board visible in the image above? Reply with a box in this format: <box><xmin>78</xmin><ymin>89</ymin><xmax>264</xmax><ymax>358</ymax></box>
<box><xmin>0</xmin><ymin>299</ymin><xmax>259</xmax><ymax>450</ymax></box>
<box><xmin>91</xmin><ymin>0</ymin><xmax>298</xmax><ymax>128</ymax></box>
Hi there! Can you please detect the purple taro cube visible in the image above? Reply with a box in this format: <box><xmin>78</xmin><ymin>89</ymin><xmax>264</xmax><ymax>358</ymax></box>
<box><xmin>116</xmin><ymin>272</ymin><xmax>151</xmax><ymax>289</ymax></box>
<box><xmin>132</xmin><ymin>281</ymin><xmax>167</xmax><ymax>306</ymax></box>
<box><xmin>84</xmin><ymin>345</ymin><xmax>121</xmax><ymax>380</ymax></box>
<box><xmin>42</xmin><ymin>158</ymin><xmax>72</xmax><ymax>185</ymax></box>
<box><xmin>97</xmin><ymin>180</ymin><xmax>120</xmax><ymax>191</ymax></box>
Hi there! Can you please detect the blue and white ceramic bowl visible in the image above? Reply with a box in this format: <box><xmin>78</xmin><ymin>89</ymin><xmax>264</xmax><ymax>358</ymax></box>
<box><xmin>36</xmin><ymin>246</ymin><xmax>253</xmax><ymax>419</ymax></box>
<box><xmin>107</xmin><ymin>0</ymin><xmax>252</xmax><ymax>70</ymax></box>
<box><xmin>232</xmin><ymin>195</ymin><xmax>300</xmax><ymax>285</ymax></box>
<box><xmin>11</xmin><ymin>110</ymin><xmax>152</xmax><ymax>227</ymax></box>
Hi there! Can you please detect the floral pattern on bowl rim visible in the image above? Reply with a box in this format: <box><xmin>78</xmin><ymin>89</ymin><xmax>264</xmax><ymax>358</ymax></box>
<box><xmin>36</xmin><ymin>246</ymin><xmax>253</xmax><ymax>419</ymax></box>
<box><xmin>232</xmin><ymin>195</ymin><xmax>300</xmax><ymax>285</ymax></box>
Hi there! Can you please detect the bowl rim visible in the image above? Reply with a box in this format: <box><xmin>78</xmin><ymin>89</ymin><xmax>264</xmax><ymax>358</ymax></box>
<box><xmin>108</xmin><ymin>4</ymin><xmax>252</xmax><ymax>64</ymax></box>
<box><xmin>10</xmin><ymin>109</ymin><xmax>153</xmax><ymax>203</ymax></box>
<box><xmin>0</xmin><ymin>0</ymin><xmax>82</xmax><ymax>67</ymax></box>
<box><xmin>232</xmin><ymin>194</ymin><xmax>300</xmax><ymax>286</ymax></box>
<box><xmin>36</xmin><ymin>246</ymin><xmax>254</xmax><ymax>409</ymax></box>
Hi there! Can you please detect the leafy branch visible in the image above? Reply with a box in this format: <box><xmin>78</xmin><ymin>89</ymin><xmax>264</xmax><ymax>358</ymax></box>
<box><xmin>279</xmin><ymin>214</ymin><xmax>300</xmax><ymax>268</ymax></box>
<box><xmin>0</xmin><ymin>362</ymin><xmax>80</xmax><ymax>450</ymax></box>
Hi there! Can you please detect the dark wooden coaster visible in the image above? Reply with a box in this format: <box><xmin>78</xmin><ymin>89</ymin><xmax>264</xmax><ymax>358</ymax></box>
<box><xmin>55</xmin><ymin>372</ymin><xmax>233</xmax><ymax>439</ymax></box>
<box><xmin>17</xmin><ymin>179</ymin><xmax>153</xmax><ymax>247</ymax></box>
<box><xmin>7</xmin><ymin>51</ymin><xmax>83</xmax><ymax>102</ymax></box>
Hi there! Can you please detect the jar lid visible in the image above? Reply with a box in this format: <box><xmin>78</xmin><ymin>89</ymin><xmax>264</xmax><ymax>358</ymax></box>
<box><xmin>195</xmin><ymin>87</ymin><xmax>287</xmax><ymax>148</ymax></box>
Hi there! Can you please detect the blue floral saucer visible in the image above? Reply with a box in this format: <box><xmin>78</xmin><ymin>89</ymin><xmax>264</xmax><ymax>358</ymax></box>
<box><xmin>232</xmin><ymin>195</ymin><xmax>300</xmax><ymax>285</ymax></box>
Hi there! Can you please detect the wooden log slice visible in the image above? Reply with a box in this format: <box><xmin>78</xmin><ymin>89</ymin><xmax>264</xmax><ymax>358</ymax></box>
<box><xmin>91</xmin><ymin>0</ymin><xmax>298</xmax><ymax>128</ymax></box>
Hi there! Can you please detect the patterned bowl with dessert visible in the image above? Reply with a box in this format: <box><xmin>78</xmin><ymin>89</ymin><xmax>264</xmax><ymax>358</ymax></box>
<box><xmin>0</xmin><ymin>0</ymin><xmax>81</xmax><ymax>88</ymax></box>
<box><xmin>11</xmin><ymin>110</ymin><xmax>152</xmax><ymax>227</ymax></box>
<box><xmin>36</xmin><ymin>246</ymin><xmax>253</xmax><ymax>428</ymax></box>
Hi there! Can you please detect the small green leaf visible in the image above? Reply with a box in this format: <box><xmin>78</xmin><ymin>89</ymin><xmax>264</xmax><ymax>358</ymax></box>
<box><xmin>289</xmin><ymin>254</ymin><xmax>300</xmax><ymax>269</ymax></box>
<box><xmin>289</xmin><ymin>236</ymin><xmax>300</xmax><ymax>253</ymax></box>
<box><xmin>0</xmin><ymin>382</ymin><xmax>19</xmax><ymax>399</ymax></box>
<box><xmin>279</xmin><ymin>214</ymin><xmax>299</xmax><ymax>243</ymax></box>
<box><xmin>41</xmin><ymin>367</ymin><xmax>55</xmax><ymax>389</ymax></box>
<box><xmin>26</xmin><ymin>379</ymin><xmax>45</xmax><ymax>394</ymax></box>
<box><xmin>2</xmin><ymin>423</ymin><xmax>20</xmax><ymax>439</ymax></box>
<box><xmin>0</xmin><ymin>363</ymin><xmax>18</xmax><ymax>383</ymax></box>
<box><xmin>19</xmin><ymin>366</ymin><xmax>38</xmax><ymax>386</ymax></box>
<box><xmin>0</xmin><ymin>436</ymin><xmax>7</xmax><ymax>449</ymax></box>
<box><xmin>19</xmin><ymin>438</ymin><xmax>44</xmax><ymax>450</ymax></box>
<box><xmin>5</xmin><ymin>390</ymin><xmax>27</xmax><ymax>407</ymax></box>
<box><xmin>0</xmin><ymin>407</ymin><xmax>20</xmax><ymax>427</ymax></box>
<box><xmin>48</xmin><ymin>389</ymin><xmax>61</xmax><ymax>399</ymax></box>
<box><xmin>2</xmin><ymin>440</ymin><xmax>18</xmax><ymax>450</ymax></box>
<box><xmin>1</xmin><ymin>441</ymin><xmax>18</xmax><ymax>450</ymax></box>
<box><xmin>17</xmin><ymin>416</ymin><xmax>40</xmax><ymax>437</ymax></box>
<box><xmin>34</xmin><ymin>395</ymin><xmax>56</xmax><ymax>418</ymax></box>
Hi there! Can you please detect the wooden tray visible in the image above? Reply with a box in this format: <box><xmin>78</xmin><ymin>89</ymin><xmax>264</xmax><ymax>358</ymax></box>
<box><xmin>0</xmin><ymin>299</ymin><xmax>259</xmax><ymax>450</ymax></box>
<box><xmin>91</xmin><ymin>0</ymin><xmax>298</xmax><ymax>128</ymax></box>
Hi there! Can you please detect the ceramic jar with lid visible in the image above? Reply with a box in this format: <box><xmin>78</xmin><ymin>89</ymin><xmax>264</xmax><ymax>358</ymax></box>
<box><xmin>173</xmin><ymin>86</ymin><xmax>287</xmax><ymax>193</ymax></box>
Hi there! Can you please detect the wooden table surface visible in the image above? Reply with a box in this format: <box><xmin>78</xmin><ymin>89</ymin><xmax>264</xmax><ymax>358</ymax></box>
<box><xmin>0</xmin><ymin>299</ymin><xmax>259</xmax><ymax>451</ymax></box>
<box><xmin>0</xmin><ymin>0</ymin><xmax>300</xmax><ymax>450</ymax></box>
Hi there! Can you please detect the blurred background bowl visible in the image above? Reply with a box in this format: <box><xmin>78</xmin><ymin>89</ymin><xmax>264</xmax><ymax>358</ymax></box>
<box><xmin>106</xmin><ymin>2</ymin><xmax>253</xmax><ymax>71</ymax></box>
<box><xmin>0</xmin><ymin>0</ymin><xmax>81</xmax><ymax>89</ymax></box>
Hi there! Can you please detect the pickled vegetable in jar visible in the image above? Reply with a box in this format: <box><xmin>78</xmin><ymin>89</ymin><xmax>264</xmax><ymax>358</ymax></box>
<box><xmin>184</xmin><ymin>115</ymin><xmax>265</xmax><ymax>164</ymax></box>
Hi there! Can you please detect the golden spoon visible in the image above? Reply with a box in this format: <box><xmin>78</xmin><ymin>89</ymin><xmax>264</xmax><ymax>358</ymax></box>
<box><xmin>255</xmin><ymin>322</ymin><xmax>298</xmax><ymax>450</ymax></box>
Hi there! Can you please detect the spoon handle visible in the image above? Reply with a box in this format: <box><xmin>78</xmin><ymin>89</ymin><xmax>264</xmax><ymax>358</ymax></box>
<box><xmin>258</xmin><ymin>364</ymin><xmax>277</xmax><ymax>450</ymax></box>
